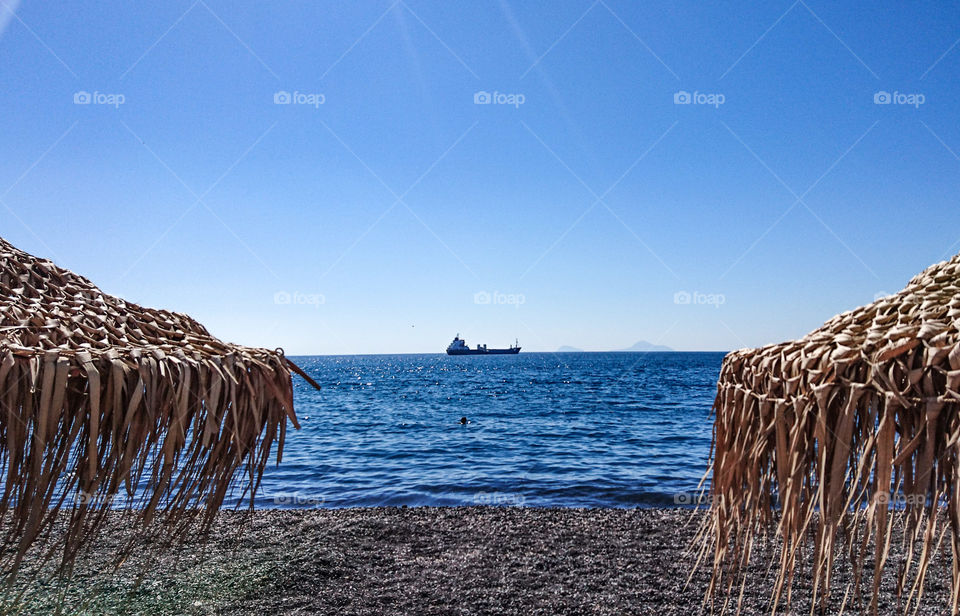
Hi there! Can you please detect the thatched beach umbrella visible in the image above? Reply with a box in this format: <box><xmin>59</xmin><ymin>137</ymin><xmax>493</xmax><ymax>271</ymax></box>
<box><xmin>701</xmin><ymin>253</ymin><xmax>960</xmax><ymax>614</ymax></box>
<box><xmin>0</xmin><ymin>237</ymin><xmax>316</xmax><ymax>574</ymax></box>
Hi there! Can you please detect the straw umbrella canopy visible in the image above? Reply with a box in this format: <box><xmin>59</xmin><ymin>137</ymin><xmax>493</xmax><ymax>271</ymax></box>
<box><xmin>701</xmin><ymin>253</ymin><xmax>960</xmax><ymax>613</ymax></box>
<box><xmin>0</xmin><ymin>237</ymin><xmax>315</xmax><ymax>574</ymax></box>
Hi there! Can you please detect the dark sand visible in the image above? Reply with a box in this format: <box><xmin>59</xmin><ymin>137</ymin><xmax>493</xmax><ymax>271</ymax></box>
<box><xmin>10</xmin><ymin>507</ymin><xmax>954</xmax><ymax>615</ymax></box>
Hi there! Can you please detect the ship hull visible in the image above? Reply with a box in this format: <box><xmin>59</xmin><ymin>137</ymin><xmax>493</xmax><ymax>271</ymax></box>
<box><xmin>447</xmin><ymin>347</ymin><xmax>521</xmax><ymax>355</ymax></box>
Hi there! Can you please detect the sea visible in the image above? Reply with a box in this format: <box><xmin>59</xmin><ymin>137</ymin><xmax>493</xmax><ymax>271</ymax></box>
<box><xmin>252</xmin><ymin>351</ymin><xmax>724</xmax><ymax>509</ymax></box>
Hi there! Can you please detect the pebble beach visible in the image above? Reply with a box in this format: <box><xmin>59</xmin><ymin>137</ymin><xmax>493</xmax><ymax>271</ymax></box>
<box><xmin>13</xmin><ymin>507</ymin><xmax>953</xmax><ymax>615</ymax></box>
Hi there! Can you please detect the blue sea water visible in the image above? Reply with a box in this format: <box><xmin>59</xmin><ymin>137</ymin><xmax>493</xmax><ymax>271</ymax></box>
<box><xmin>253</xmin><ymin>351</ymin><xmax>724</xmax><ymax>508</ymax></box>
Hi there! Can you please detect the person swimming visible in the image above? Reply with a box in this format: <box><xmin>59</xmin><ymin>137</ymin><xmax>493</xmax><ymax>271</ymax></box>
<box><xmin>460</xmin><ymin>416</ymin><xmax>468</xmax><ymax>424</ymax></box>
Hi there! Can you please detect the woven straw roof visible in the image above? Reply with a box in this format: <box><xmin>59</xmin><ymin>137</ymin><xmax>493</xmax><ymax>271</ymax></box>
<box><xmin>702</xmin><ymin>253</ymin><xmax>960</xmax><ymax>613</ymax></box>
<box><xmin>0</xmin><ymin>237</ymin><xmax>306</xmax><ymax>573</ymax></box>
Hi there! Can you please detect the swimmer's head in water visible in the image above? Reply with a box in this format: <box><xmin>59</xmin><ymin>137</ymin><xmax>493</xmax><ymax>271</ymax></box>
<box><xmin>460</xmin><ymin>416</ymin><xmax>468</xmax><ymax>424</ymax></box>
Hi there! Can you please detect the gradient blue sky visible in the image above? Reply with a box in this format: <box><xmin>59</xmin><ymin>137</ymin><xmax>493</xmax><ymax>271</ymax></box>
<box><xmin>1</xmin><ymin>1</ymin><xmax>959</xmax><ymax>354</ymax></box>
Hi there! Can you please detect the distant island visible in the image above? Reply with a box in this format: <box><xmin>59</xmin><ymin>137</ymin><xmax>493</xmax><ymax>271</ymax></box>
<box><xmin>619</xmin><ymin>340</ymin><xmax>673</xmax><ymax>352</ymax></box>
<box><xmin>555</xmin><ymin>341</ymin><xmax>674</xmax><ymax>353</ymax></box>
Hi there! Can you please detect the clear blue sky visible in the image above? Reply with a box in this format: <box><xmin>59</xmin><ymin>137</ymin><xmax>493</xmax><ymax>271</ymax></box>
<box><xmin>1</xmin><ymin>1</ymin><xmax>959</xmax><ymax>354</ymax></box>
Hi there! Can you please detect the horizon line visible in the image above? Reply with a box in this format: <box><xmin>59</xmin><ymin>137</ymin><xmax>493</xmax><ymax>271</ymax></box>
<box><xmin>284</xmin><ymin>349</ymin><xmax>733</xmax><ymax>357</ymax></box>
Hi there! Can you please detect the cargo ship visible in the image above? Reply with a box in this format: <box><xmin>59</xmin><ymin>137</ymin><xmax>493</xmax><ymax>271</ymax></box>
<box><xmin>446</xmin><ymin>335</ymin><xmax>520</xmax><ymax>355</ymax></box>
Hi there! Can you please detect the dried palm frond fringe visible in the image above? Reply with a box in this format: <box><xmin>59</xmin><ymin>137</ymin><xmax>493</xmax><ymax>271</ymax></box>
<box><xmin>0</xmin><ymin>237</ymin><xmax>311</xmax><ymax>577</ymax></box>
<box><xmin>698</xmin><ymin>253</ymin><xmax>960</xmax><ymax>614</ymax></box>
